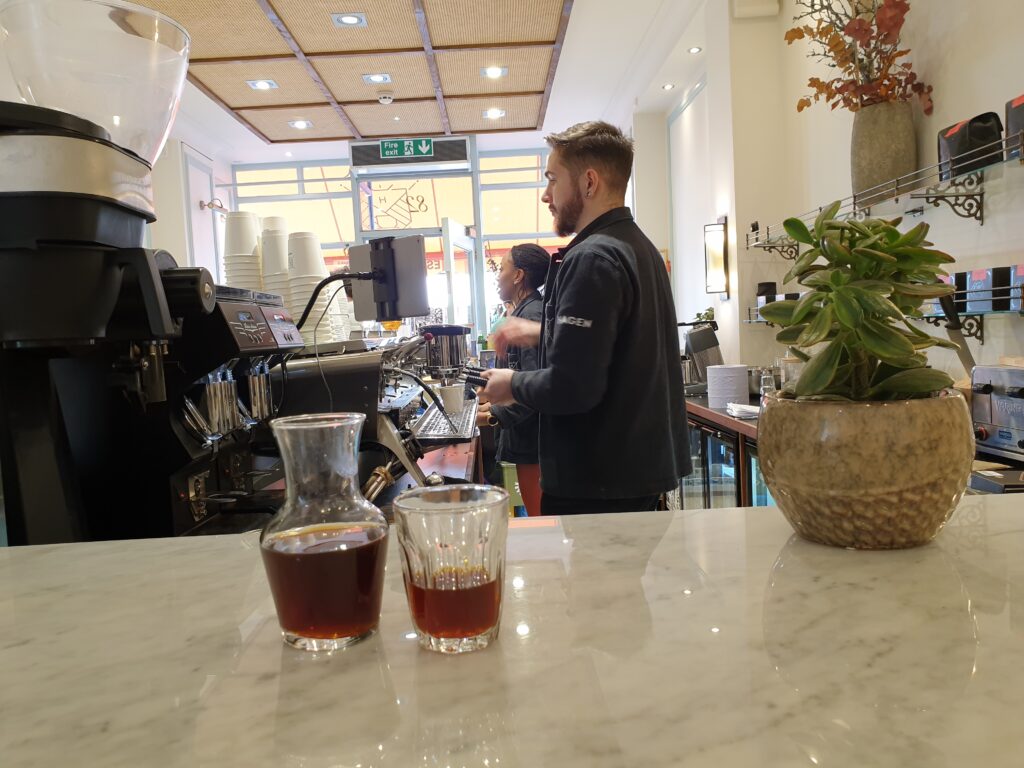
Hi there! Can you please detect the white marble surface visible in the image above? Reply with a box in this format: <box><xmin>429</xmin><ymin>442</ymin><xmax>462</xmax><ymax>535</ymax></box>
<box><xmin>2</xmin><ymin>495</ymin><xmax>1024</xmax><ymax>767</ymax></box>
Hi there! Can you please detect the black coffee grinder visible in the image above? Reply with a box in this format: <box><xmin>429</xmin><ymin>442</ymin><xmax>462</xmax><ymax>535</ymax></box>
<box><xmin>0</xmin><ymin>0</ymin><xmax>213</xmax><ymax>544</ymax></box>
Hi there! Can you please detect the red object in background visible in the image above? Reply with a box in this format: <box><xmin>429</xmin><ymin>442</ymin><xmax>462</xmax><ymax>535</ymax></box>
<box><xmin>515</xmin><ymin>463</ymin><xmax>542</xmax><ymax>517</ymax></box>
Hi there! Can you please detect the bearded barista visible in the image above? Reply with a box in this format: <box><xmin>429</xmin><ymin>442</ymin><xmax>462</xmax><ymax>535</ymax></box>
<box><xmin>478</xmin><ymin>121</ymin><xmax>690</xmax><ymax>516</ymax></box>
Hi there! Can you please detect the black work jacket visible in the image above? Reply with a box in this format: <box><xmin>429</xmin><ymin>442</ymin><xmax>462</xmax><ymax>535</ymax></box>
<box><xmin>510</xmin><ymin>208</ymin><xmax>691</xmax><ymax>499</ymax></box>
<box><xmin>491</xmin><ymin>290</ymin><xmax>543</xmax><ymax>464</ymax></box>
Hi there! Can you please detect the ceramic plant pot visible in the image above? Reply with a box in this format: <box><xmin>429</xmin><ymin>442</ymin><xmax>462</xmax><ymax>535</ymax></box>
<box><xmin>758</xmin><ymin>390</ymin><xmax>974</xmax><ymax>549</ymax></box>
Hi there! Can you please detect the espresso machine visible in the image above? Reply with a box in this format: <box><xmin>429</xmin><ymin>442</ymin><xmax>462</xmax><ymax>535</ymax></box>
<box><xmin>969</xmin><ymin>365</ymin><xmax>1024</xmax><ymax>493</ymax></box>
<box><xmin>0</xmin><ymin>0</ymin><xmax>288</xmax><ymax>543</ymax></box>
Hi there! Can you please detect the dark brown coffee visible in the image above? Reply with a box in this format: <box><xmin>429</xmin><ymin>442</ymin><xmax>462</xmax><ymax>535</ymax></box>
<box><xmin>406</xmin><ymin>566</ymin><xmax>501</xmax><ymax>639</ymax></box>
<box><xmin>261</xmin><ymin>523</ymin><xmax>388</xmax><ymax>639</ymax></box>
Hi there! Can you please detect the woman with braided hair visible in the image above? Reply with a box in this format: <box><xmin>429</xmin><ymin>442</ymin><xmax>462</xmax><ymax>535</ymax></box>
<box><xmin>477</xmin><ymin>243</ymin><xmax>550</xmax><ymax>516</ymax></box>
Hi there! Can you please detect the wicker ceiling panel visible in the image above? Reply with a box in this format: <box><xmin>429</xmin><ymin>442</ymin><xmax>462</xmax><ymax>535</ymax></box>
<box><xmin>313</xmin><ymin>53</ymin><xmax>435</xmax><ymax>102</ymax></box>
<box><xmin>191</xmin><ymin>60</ymin><xmax>327</xmax><ymax>108</ymax></box>
<box><xmin>138</xmin><ymin>0</ymin><xmax>291</xmax><ymax>59</ymax></box>
<box><xmin>446</xmin><ymin>94</ymin><xmax>542</xmax><ymax>133</ymax></box>
<box><xmin>272</xmin><ymin>0</ymin><xmax>423</xmax><ymax>54</ymax></box>
<box><xmin>435</xmin><ymin>47</ymin><xmax>552</xmax><ymax>96</ymax></box>
<box><xmin>344</xmin><ymin>100</ymin><xmax>443</xmax><ymax>137</ymax></box>
<box><xmin>237</xmin><ymin>105</ymin><xmax>354</xmax><ymax>141</ymax></box>
<box><xmin>422</xmin><ymin>0</ymin><xmax>563</xmax><ymax>47</ymax></box>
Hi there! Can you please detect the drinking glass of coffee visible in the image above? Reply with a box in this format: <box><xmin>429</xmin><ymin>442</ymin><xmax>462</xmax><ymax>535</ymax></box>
<box><xmin>261</xmin><ymin>413</ymin><xmax>389</xmax><ymax>651</ymax></box>
<box><xmin>393</xmin><ymin>485</ymin><xmax>509</xmax><ymax>653</ymax></box>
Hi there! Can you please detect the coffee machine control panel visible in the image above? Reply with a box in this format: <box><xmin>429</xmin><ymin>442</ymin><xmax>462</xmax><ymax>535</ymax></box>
<box><xmin>260</xmin><ymin>306</ymin><xmax>304</xmax><ymax>350</ymax></box>
<box><xmin>218</xmin><ymin>301</ymin><xmax>278</xmax><ymax>352</ymax></box>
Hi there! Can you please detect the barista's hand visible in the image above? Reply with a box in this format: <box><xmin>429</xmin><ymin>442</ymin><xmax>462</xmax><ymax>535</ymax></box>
<box><xmin>492</xmin><ymin>318</ymin><xmax>541</xmax><ymax>357</ymax></box>
<box><xmin>477</xmin><ymin>369</ymin><xmax>516</xmax><ymax>407</ymax></box>
<box><xmin>476</xmin><ymin>403</ymin><xmax>492</xmax><ymax>428</ymax></box>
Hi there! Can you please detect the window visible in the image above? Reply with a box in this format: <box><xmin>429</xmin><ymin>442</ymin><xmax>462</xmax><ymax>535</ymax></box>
<box><xmin>358</xmin><ymin>176</ymin><xmax>473</xmax><ymax>231</ymax></box>
<box><xmin>234</xmin><ymin>167</ymin><xmax>299</xmax><ymax>198</ymax></box>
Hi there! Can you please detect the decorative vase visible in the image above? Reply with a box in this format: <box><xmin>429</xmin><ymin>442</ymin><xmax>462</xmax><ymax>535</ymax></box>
<box><xmin>260</xmin><ymin>413</ymin><xmax>389</xmax><ymax>651</ymax></box>
<box><xmin>850</xmin><ymin>101</ymin><xmax>917</xmax><ymax>203</ymax></box>
<box><xmin>758</xmin><ymin>390</ymin><xmax>974</xmax><ymax>549</ymax></box>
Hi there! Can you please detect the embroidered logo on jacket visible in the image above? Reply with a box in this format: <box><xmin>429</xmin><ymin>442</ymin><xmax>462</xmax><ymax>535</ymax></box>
<box><xmin>556</xmin><ymin>315</ymin><xmax>593</xmax><ymax>328</ymax></box>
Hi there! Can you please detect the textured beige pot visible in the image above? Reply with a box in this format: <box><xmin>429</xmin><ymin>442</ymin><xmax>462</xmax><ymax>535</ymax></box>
<box><xmin>851</xmin><ymin>101</ymin><xmax>916</xmax><ymax>203</ymax></box>
<box><xmin>758</xmin><ymin>390</ymin><xmax>975</xmax><ymax>549</ymax></box>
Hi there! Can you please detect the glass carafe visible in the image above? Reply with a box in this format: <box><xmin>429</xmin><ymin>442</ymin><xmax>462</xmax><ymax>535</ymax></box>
<box><xmin>260</xmin><ymin>413</ymin><xmax>388</xmax><ymax>651</ymax></box>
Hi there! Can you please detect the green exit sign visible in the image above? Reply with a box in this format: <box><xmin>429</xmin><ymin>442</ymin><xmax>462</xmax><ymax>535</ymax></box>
<box><xmin>379</xmin><ymin>138</ymin><xmax>434</xmax><ymax>159</ymax></box>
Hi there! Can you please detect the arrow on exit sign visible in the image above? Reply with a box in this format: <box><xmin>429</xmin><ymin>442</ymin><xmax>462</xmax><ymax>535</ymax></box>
<box><xmin>379</xmin><ymin>138</ymin><xmax>434</xmax><ymax>158</ymax></box>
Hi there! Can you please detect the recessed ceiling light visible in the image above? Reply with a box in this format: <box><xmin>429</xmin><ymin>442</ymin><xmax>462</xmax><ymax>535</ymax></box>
<box><xmin>481</xmin><ymin>66</ymin><xmax>508</xmax><ymax>79</ymax></box>
<box><xmin>289</xmin><ymin>119</ymin><xmax>313</xmax><ymax>130</ymax></box>
<box><xmin>284</xmin><ymin>151</ymin><xmax>293</xmax><ymax>157</ymax></box>
<box><xmin>483</xmin><ymin>108</ymin><xmax>506</xmax><ymax>119</ymax></box>
<box><xmin>331</xmin><ymin>12</ymin><xmax>367</xmax><ymax>27</ymax></box>
<box><xmin>246</xmin><ymin>79</ymin><xmax>279</xmax><ymax>90</ymax></box>
<box><xmin>662</xmin><ymin>83</ymin><xmax>675</xmax><ymax>91</ymax></box>
<box><xmin>688</xmin><ymin>46</ymin><xmax>703</xmax><ymax>54</ymax></box>
<box><xmin>393</xmin><ymin>116</ymin><xmax>400</xmax><ymax>121</ymax></box>
<box><xmin>362</xmin><ymin>73</ymin><xmax>391</xmax><ymax>84</ymax></box>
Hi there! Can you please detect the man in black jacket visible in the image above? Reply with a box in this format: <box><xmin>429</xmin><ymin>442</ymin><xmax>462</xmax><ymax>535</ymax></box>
<box><xmin>479</xmin><ymin>121</ymin><xmax>691</xmax><ymax>515</ymax></box>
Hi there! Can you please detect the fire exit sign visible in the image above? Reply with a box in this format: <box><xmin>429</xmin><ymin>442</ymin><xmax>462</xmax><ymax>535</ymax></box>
<box><xmin>379</xmin><ymin>138</ymin><xmax>434</xmax><ymax>158</ymax></box>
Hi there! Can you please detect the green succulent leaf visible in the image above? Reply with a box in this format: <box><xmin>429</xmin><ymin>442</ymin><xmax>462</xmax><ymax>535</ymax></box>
<box><xmin>795</xmin><ymin>336</ymin><xmax>844</xmax><ymax>396</ymax></box>
<box><xmin>831</xmin><ymin>289</ymin><xmax>864</xmax><ymax>329</ymax></box>
<box><xmin>801</xmin><ymin>270</ymin><xmax>837</xmax><ymax>288</ymax></box>
<box><xmin>847</xmin><ymin>285</ymin><xmax>905</xmax><ymax>320</ymax></box>
<box><xmin>892</xmin><ymin>246</ymin><xmax>955</xmax><ymax>264</ymax></box>
<box><xmin>758</xmin><ymin>299</ymin><xmax>798</xmax><ymax>325</ymax></box>
<box><xmin>891</xmin><ymin>222</ymin><xmax>929</xmax><ymax>248</ymax></box>
<box><xmin>813</xmin><ymin>201</ymin><xmax>842</xmax><ymax>239</ymax></box>
<box><xmin>852</xmin><ymin>247</ymin><xmax>898</xmax><ymax>263</ymax></box>
<box><xmin>783</xmin><ymin>217</ymin><xmax>815</xmax><ymax>245</ymax></box>
<box><xmin>797</xmin><ymin>304</ymin><xmax>834</xmax><ymax>346</ymax></box>
<box><xmin>791</xmin><ymin>291</ymin><xmax>824</xmax><ymax>324</ymax></box>
<box><xmin>775</xmin><ymin>324</ymin><xmax>809</xmax><ymax>344</ymax></box>
<box><xmin>870</xmin><ymin>367</ymin><xmax>954</xmax><ymax>396</ymax></box>
<box><xmin>783</xmin><ymin>247</ymin><xmax>822</xmax><ymax>284</ymax></box>
<box><xmin>893</xmin><ymin>282</ymin><xmax>956</xmax><ymax>298</ymax></box>
<box><xmin>856</xmin><ymin>319</ymin><xmax>916</xmax><ymax>360</ymax></box>
<box><xmin>821</xmin><ymin>236</ymin><xmax>853</xmax><ymax>265</ymax></box>
<box><xmin>788</xmin><ymin>347</ymin><xmax>811</xmax><ymax>362</ymax></box>
<box><xmin>848</xmin><ymin>280</ymin><xmax>893</xmax><ymax>294</ymax></box>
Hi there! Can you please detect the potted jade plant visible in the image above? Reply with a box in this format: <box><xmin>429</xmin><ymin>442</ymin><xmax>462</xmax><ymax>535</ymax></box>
<box><xmin>786</xmin><ymin>0</ymin><xmax>934</xmax><ymax>200</ymax></box>
<box><xmin>757</xmin><ymin>202</ymin><xmax>974</xmax><ymax>549</ymax></box>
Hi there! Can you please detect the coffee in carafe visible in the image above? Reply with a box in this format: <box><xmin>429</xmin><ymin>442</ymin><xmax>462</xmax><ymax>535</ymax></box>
<box><xmin>261</xmin><ymin>413</ymin><xmax>388</xmax><ymax>651</ymax></box>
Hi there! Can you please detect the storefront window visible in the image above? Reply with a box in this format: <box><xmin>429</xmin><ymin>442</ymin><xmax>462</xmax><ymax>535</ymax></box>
<box><xmin>358</xmin><ymin>176</ymin><xmax>473</xmax><ymax>231</ymax></box>
<box><xmin>234</xmin><ymin>167</ymin><xmax>299</xmax><ymax>197</ymax></box>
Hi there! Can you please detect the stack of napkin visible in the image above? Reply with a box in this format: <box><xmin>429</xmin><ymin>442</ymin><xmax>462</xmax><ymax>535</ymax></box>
<box><xmin>725</xmin><ymin>402</ymin><xmax>760</xmax><ymax>419</ymax></box>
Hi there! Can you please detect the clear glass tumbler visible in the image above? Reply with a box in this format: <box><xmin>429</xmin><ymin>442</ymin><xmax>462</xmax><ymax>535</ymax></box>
<box><xmin>261</xmin><ymin>413</ymin><xmax>389</xmax><ymax>651</ymax></box>
<box><xmin>393</xmin><ymin>485</ymin><xmax>509</xmax><ymax>654</ymax></box>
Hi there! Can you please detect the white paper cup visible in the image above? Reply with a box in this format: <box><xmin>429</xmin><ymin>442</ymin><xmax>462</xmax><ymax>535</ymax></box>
<box><xmin>262</xmin><ymin>230</ymin><xmax>289</xmax><ymax>275</ymax></box>
<box><xmin>438</xmin><ymin>384</ymin><xmax>464</xmax><ymax>415</ymax></box>
<box><xmin>289</xmin><ymin>232</ymin><xmax>327</xmax><ymax>277</ymax></box>
<box><xmin>260</xmin><ymin>215</ymin><xmax>287</xmax><ymax>234</ymax></box>
<box><xmin>224</xmin><ymin>212</ymin><xmax>259</xmax><ymax>258</ymax></box>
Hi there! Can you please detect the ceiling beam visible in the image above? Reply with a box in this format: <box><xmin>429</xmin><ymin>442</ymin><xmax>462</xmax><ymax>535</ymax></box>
<box><xmin>537</xmin><ymin>0</ymin><xmax>574</xmax><ymax>130</ymax></box>
<box><xmin>411</xmin><ymin>0</ymin><xmax>451</xmax><ymax>136</ymax></box>
<box><xmin>187</xmin><ymin>73</ymin><xmax>273</xmax><ymax>144</ymax></box>
<box><xmin>192</xmin><ymin>42</ymin><xmax>556</xmax><ymax>66</ymax></box>
<box><xmin>264</xmin><ymin>126</ymin><xmax>544</xmax><ymax>143</ymax></box>
<box><xmin>254</xmin><ymin>0</ymin><xmax>363</xmax><ymax>139</ymax></box>
<box><xmin>190</xmin><ymin>53</ymin><xmax>296</xmax><ymax>65</ymax></box>
<box><xmin>238</xmin><ymin>101</ymin><xmax>336</xmax><ymax>112</ymax></box>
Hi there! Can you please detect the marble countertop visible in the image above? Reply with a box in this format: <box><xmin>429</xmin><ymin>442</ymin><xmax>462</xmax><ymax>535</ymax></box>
<box><xmin>3</xmin><ymin>495</ymin><xmax>1023</xmax><ymax>767</ymax></box>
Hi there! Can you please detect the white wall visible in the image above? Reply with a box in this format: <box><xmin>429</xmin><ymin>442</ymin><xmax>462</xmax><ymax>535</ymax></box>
<box><xmin>668</xmin><ymin>83</ymin><xmax>715</xmax><ymax>334</ymax></box>
<box><xmin>656</xmin><ymin>0</ymin><xmax>1024</xmax><ymax>370</ymax></box>
<box><xmin>632</xmin><ymin>112</ymin><xmax>672</xmax><ymax>257</ymax></box>
<box><xmin>149</xmin><ymin>140</ymin><xmax>190</xmax><ymax>265</ymax></box>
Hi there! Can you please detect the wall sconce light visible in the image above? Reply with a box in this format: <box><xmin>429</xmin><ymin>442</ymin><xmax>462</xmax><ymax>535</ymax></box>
<box><xmin>704</xmin><ymin>216</ymin><xmax>729</xmax><ymax>297</ymax></box>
